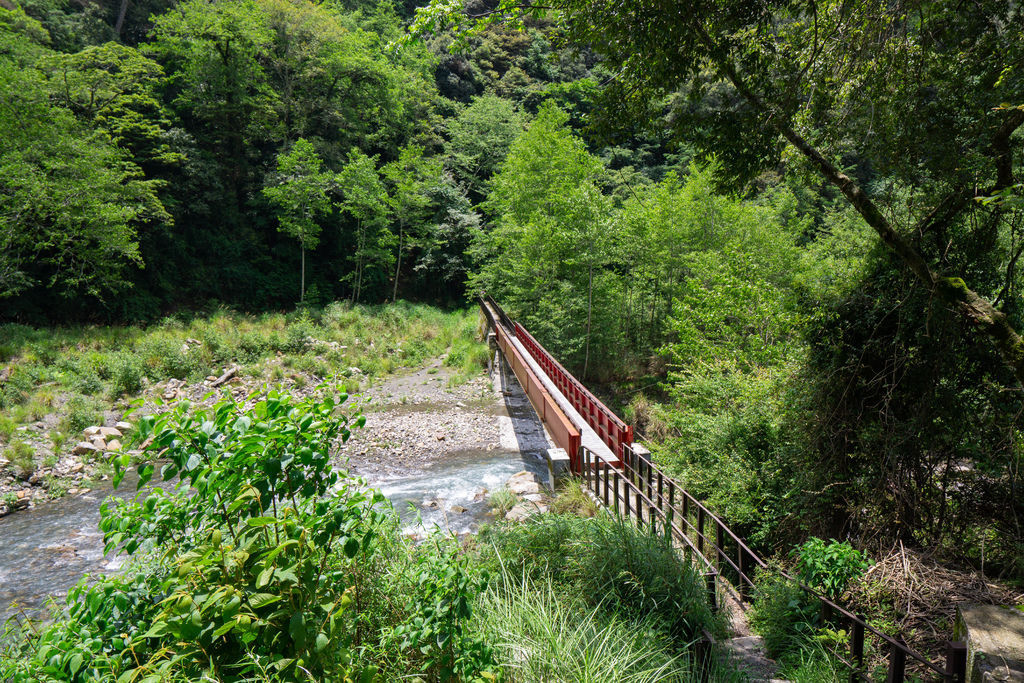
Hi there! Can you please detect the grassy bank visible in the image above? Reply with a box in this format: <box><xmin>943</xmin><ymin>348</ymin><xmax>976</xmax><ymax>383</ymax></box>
<box><xmin>0</xmin><ymin>387</ymin><xmax>727</xmax><ymax>682</ymax></box>
<box><xmin>0</xmin><ymin>302</ymin><xmax>488</xmax><ymax>507</ymax></box>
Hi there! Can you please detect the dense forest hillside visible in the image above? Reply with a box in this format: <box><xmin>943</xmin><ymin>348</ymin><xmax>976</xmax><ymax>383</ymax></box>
<box><xmin>1</xmin><ymin>0</ymin><xmax>1023</xmax><ymax>676</ymax></box>
<box><xmin>3</xmin><ymin>0</ymin><xmax>1023</xmax><ymax>576</ymax></box>
<box><xmin>0</xmin><ymin>0</ymin><xmax>616</xmax><ymax>319</ymax></box>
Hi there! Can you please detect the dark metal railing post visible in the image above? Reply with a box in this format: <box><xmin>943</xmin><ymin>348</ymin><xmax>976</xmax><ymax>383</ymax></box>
<box><xmin>849</xmin><ymin>617</ymin><xmax>865</xmax><ymax>683</ymax></box>
<box><xmin>585</xmin><ymin>449</ymin><xmax>592</xmax><ymax>491</ymax></box>
<box><xmin>705</xmin><ymin>572</ymin><xmax>717</xmax><ymax>612</ymax></box>
<box><xmin>624</xmin><ymin>478</ymin><xmax>631</xmax><ymax>519</ymax></box>
<box><xmin>657</xmin><ymin>471</ymin><xmax>663</xmax><ymax>508</ymax></box>
<box><xmin>887</xmin><ymin>642</ymin><xmax>907</xmax><ymax>682</ymax></box>
<box><xmin>645</xmin><ymin>459</ymin><xmax>653</xmax><ymax>500</ymax></box>
<box><xmin>716</xmin><ymin>522</ymin><xmax>725</xmax><ymax>573</ymax></box>
<box><xmin>613</xmin><ymin>470</ymin><xmax>621</xmax><ymax>515</ymax></box>
<box><xmin>603</xmin><ymin>465</ymin><xmax>610</xmax><ymax>507</ymax></box>
<box><xmin>738</xmin><ymin>545</ymin><xmax>749</xmax><ymax>601</ymax></box>
<box><xmin>697</xmin><ymin>507</ymin><xmax>706</xmax><ymax>555</ymax></box>
<box><xmin>635</xmin><ymin>490</ymin><xmax>643</xmax><ymax>527</ymax></box>
<box><xmin>667</xmin><ymin>481</ymin><xmax>675</xmax><ymax>526</ymax></box>
<box><xmin>944</xmin><ymin>642</ymin><xmax>967</xmax><ymax>683</ymax></box>
<box><xmin>682</xmin><ymin>494</ymin><xmax>690</xmax><ymax>546</ymax></box>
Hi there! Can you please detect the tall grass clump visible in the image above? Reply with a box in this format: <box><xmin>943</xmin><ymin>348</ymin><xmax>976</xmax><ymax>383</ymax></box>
<box><xmin>477</xmin><ymin>570</ymin><xmax>695</xmax><ymax>683</ymax></box>
<box><xmin>480</xmin><ymin>514</ymin><xmax>723</xmax><ymax>644</ymax></box>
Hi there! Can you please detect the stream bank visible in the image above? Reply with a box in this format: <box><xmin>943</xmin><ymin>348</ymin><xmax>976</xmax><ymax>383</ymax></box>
<box><xmin>0</xmin><ymin>353</ymin><xmax>553</xmax><ymax>623</ymax></box>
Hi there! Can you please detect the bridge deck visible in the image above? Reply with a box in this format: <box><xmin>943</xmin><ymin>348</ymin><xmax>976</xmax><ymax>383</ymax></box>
<box><xmin>504</xmin><ymin>334</ymin><xmax>617</xmax><ymax>465</ymax></box>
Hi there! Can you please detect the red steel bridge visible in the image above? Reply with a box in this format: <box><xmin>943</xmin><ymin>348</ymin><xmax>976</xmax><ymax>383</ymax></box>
<box><xmin>478</xmin><ymin>293</ymin><xmax>969</xmax><ymax>683</ymax></box>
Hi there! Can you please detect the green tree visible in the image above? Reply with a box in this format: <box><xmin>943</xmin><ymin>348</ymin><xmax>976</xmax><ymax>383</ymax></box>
<box><xmin>44</xmin><ymin>43</ymin><xmax>181</xmax><ymax>170</ymax></box>
<box><xmin>0</xmin><ymin>22</ymin><xmax>167</xmax><ymax>302</ymax></box>
<box><xmin>411</xmin><ymin>0</ymin><xmax>1024</xmax><ymax>386</ymax></box>
<box><xmin>383</xmin><ymin>145</ymin><xmax>441</xmax><ymax>302</ymax></box>
<box><xmin>338</xmin><ymin>149</ymin><xmax>390</xmax><ymax>304</ymax></box>
<box><xmin>263</xmin><ymin>138</ymin><xmax>333</xmax><ymax>302</ymax></box>
<box><xmin>444</xmin><ymin>94</ymin><xmax>525</xmax><ymax>201</ymax></box>
<box><xmin>475</xmin><ymin>102</ymin><xmax>614</xmax><ymax>374</ymax></box>
<box><xmin>147</xmin><ymin>0</ymin><xmax>274</xmax><ymax>224</ymax></box>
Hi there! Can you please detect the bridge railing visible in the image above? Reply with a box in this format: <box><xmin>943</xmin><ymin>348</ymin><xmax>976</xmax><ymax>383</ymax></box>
<box><xmin>512</xmin><ymin>322</ymin><xmax>632</xmax><ymax>464</ymax></box>
<box><xmin>581</xmin><ymin>444</ymin><xmax>968</xmax><ymax>683</ymax></box>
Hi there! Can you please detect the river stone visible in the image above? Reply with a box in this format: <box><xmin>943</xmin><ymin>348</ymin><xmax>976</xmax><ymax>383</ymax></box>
<box><xmin>505</xmin><ymin>502</ymin><xmax>548</xmax><ymax>522</ymax></box>
<box><xmin>507</xmin><ymin>471</ymin><xmax>542</xmax><ymax>496</ymax></box>
<box><xmin>89</xmin><ymin>437</ymin><xmax>107</xmax><ymax>450</ymax></box>
<box><xmin>72</xmin><ymin>441</ymin><xmax>98</xmax><ymax>456</ymax></box>
<box><xmin>98</xmin><ymin>427</ymin><xmax>122</xmax><ymax>438</ymax></box>
<box><xmin>115</xmin><ymin>421</ymin><xmax>132</xmax><ymax>432</ymax></box>
<box><xmin>83</xmin><ymin>426</ymin><xmax>102</xmax><ymax>437</ymax></box>
<box><xmin>106</xmin><ymin>439</ymin><xmax>122</xmax><ymax>451</ymax></box>
<box><xmin>451</xmin><ymin>505</ymin><xmax>467</xmax><ymax>514</ymax></box>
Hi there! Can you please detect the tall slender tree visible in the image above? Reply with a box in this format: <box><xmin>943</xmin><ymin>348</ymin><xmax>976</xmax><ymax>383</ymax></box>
<box><xmin>262</xmin><ymin>138</ymin><xmax>332</xmax><ymax>302</ymax></box>
<box><xmin>383</xmin><ymin>145</ymin><xmax>440</xmax><ymax>302</ymax></box>
<box><xmin>337</xmin><ymin>149</ymin><xmax>390</xmax><ymax>304</ymax></box>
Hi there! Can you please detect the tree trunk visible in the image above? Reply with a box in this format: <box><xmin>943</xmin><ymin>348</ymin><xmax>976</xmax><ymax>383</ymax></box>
<box><xmin>114</xmin><ymin>0</ymin><xmax>129</xmax><ymax>37</ymax></box>
<box><xmin>300</xmin><ymin>246</ymin><xmax>305</xmax><ymax>303</ymax></box>
<box><xmin>392</xmin><ymin>224</ymin><xmax>404</xmax><ymax>303</ymax></box>
<box><xmin>583</xmin><ymin>263</ymin><xmax>593</xmax><ymax>380</ymax></box>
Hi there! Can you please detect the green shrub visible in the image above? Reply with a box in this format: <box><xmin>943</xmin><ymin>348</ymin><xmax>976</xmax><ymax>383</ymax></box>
<box><xmin>237</xmin><ymin>331</ymin><xmax>271</xmax><ymax>363</ymax></box>
<box><xmin>60</xmin><ymin>395</ymin><xmax>103</xmax><ymax>435</ymax></box>
<box><xmin>0</xmin><ymin>388</ymin><xmax>383</xmax><ymax>682</ymax></box>
<box><xmin>73</xmin><ymin>369</ymin><xmax>104</xmax><ymax>395</ymax></box>
<box><xmin>0</xmin><ymin>415</ymin><xmax>15</xmax><ymax>440</ymax></box>
<box><xmin>795</xmin><ymin>537</ymin><xmax>872</xmax><ymax>600</ymax></box>
<box><xmin>198</xmin><ymin>328</ymin><xmax>232</xmax><ymax>365</ymax></box>
<box><xmin>137</xmin><ymin>337</ymin><xmax>205</xmax><ymax>380</ymax></box>
<box><xmin>0</xmin><ymin>369</ymin><xmax>33</xmax><ymax>409</ymax></box>
<box><xmin>390</xmin><ymin>537</ymin><xmax>497</xmax><ymax>681</ymax></box>
<box><xmin>4</xmin><ymin>440</ymin><xmax>35</xmax><ymax>479</ymax></box>
<box><xmin>749</xmin><ymin>563</ymin><xmax>818</xmax><ymax>658</ymax></box>
<box><xmin>109</xmin><ymin>353</ymin><xmax>145</xmax><ymax>396</ymax></box>
<box><xmin>285</xmin><ymin>315</ymin><xmax>318</xmax><ymax>353</ymax></box>
<box><xmin>321</xmin><ymin>301</ymin><xmax>357</xmax><ymax>329</ymax></box>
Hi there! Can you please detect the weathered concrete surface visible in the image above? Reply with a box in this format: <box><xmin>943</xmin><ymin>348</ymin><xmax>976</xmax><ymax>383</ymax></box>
<box><xmin>545</xmin><ymin>447</ymin><xmax>571</xmax><ymax>490</ymax></box>
<box><xmin>955</xmin><ymin>604</ymin><xmax>1024</xmax><ymax>682</ymax></box>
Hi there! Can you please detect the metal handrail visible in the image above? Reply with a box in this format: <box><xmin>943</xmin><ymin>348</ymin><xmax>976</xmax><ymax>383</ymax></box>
<box><xmin>585</xmin><ymin>444</ymin><xmax>966</xmax><ymax>682</ymax></box>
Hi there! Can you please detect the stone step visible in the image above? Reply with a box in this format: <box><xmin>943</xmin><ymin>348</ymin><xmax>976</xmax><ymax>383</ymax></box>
<box><xmin>722</xmin><ymin>635</ymin><xmax>788</xmax><ymax>682</ymax></box>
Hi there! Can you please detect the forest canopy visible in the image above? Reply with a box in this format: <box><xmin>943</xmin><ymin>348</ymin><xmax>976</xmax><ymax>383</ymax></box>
<box><xmin>1</xmin><ymin>0</ymin><xmax>1022</xmax><ymax>581</ymax></box>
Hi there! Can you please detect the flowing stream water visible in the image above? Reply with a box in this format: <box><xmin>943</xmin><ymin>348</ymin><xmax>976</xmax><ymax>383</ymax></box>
<box><xmin>0</xmin><ymin>447</ymin><xmax>548</xmax><ymax>627</ymax></box>
<box><xmin>0</xmin><ymin>355</ymin><xmax>551</xmax><ymax>629</ymax></box>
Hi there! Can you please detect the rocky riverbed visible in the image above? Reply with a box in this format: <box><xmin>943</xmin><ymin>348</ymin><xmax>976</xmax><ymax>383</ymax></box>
<box><xmin>0</xmin><ymin>351</ymin><xmax>556</xmax><ymax>619</ymax></box>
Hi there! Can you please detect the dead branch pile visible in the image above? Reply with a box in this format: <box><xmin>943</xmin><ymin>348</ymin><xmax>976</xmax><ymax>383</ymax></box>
<box><xmin>849</xmin><ymin>542</ymin><xmax>1024</xmax><ymax>662</ymax></box>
